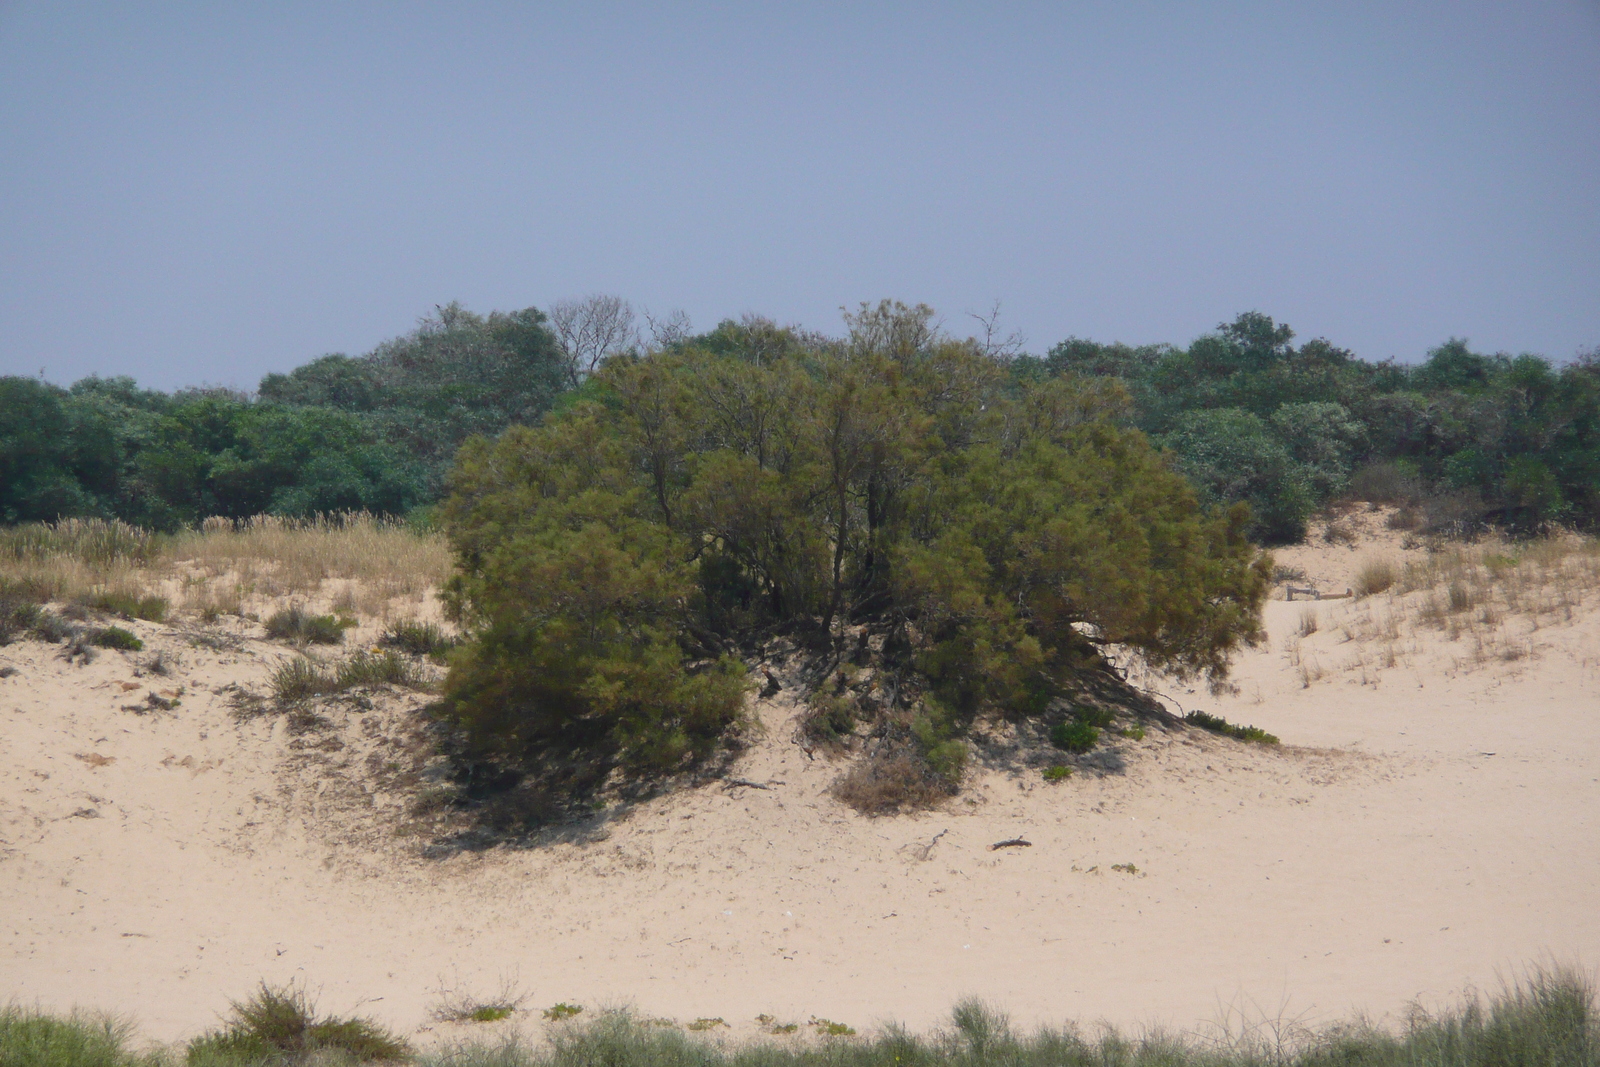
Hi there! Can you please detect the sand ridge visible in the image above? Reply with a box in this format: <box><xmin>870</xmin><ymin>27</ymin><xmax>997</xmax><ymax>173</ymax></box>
<box><xmin>3</xmin><ymin>527</ymin><xmax>1598</xmax><ymax>1046</ymax></box>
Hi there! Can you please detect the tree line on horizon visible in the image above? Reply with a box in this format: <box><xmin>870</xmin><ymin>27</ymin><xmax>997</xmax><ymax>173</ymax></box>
<box><xmin>2</xmin><ymin>298</ymin><xmax>1597</xmax><ymax>542</ymax></box>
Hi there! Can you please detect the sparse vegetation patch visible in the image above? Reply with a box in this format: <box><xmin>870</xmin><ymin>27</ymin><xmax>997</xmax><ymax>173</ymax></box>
<box><xmin>1184</xmin><ymin>710</ymin><xmax>1279</xmax><ymax>744</ymax></box>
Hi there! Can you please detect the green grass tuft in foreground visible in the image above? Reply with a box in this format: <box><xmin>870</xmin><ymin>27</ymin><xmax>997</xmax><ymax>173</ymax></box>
<box><xmin>2</xmin><ymin>967</ymin><xmax>1593</xmax><ymax>1067</ymax></box>
<box><xmin>0</xmin><ymin>1007</ymin><xmax>149</xmax><ymax>1067</ymax></box>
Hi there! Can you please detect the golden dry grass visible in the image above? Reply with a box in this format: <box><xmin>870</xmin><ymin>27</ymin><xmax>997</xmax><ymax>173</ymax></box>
<box><xmin>0</xmin><ymin>514</ymin><xmax>453</xmax><ymax>623</ymax></box>
<box><xmin>1292</xmin><ymin>533</ymin><xmax>1600</xmax><ymax>684</ymax></box>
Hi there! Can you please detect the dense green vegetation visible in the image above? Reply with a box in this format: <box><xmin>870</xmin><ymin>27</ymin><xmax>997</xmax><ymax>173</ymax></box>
<box><xmin>1</xmin><ymin>304</ymin><xmax>564</xmax><ymax>529</ymax></box>
<box><xmin>5</xmin><ymin>301</ymin><xmax>1596</xmax><ymax>541</ymax></box>
<box><xmin>438</xmin><ymin>302</ymin><xmax>1270</xmax><ymax>795</ymax></box>
<box><xmin>1024</xmin><ymin>312</ymin><xmax>1600</xmax><ymax>541</ymax></box>
<box><xmin>2</xmin><ymin>967</ymin><xmax>1594</xmax><ymax>1067</ymax></box>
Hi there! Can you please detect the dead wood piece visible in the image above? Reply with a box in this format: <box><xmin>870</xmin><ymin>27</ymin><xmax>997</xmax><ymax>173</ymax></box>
<box><xmin>724</xmin><ymin>777</ymin><xmax>771</xmax><ymax>790</ymax></box>
<box><xmin>990</xmin><ymin>838</ymin><xmax>1032</xmax><ymax>850</ymax></box>
<box><xmin>911</xmin><ymin>827</ymin><xmax>949</xmax><ymax>861</ymax></box>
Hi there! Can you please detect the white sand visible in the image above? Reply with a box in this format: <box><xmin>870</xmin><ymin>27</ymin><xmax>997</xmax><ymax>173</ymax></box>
<box><xmin>3</xmin><ymin>526</ymin><xmax>1597</xmax><ymax>1045</ymax></box>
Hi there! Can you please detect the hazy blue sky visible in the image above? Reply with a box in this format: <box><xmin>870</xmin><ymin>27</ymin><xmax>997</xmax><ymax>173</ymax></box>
<box><xmin>2</xmin><ymin>2</ymin><xmax>1597</xmax><ymax>390</ymax></box>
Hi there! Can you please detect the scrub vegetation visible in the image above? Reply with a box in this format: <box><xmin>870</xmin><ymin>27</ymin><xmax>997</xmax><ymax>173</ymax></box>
<box><xmin>436</xmin><ymin>302</ymin><xmax>1270</xmax><ymax>812</ymax></box>
<box><xmin>1</xmin><ymin>967</ymin><xmax>1593</xmax><ymax>1067</ymax></box>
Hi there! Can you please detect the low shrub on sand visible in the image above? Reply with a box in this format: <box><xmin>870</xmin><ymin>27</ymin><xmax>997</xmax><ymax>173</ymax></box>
<box><xmin>87</xmin><ymin>626</ymin><xmax>143</xmax><ymax>652</ymax></box>
<box><xmin>379</xmin><ymin>620</ymin><xmax>457</xmax><ymax>659</ymax></box>
<box><xmin>1184</xmin><ymin>710</ymin><xmax>1279</xmax><ymax>744</ymax></box>
<box><xmin>269</xmin><ymin>652</ymin><xmax>431</xmax><ymax>706</ymax></box>
<box><xmin>1049</xmin><ymin>721</ymin><xmax>1100</xmax><ymax>754</ymax></box>
<box><xmin>265</xmin><ymin>606</ymin><xmax>354</xmax><ymax>646</ymax></box>
<box><xmin>185</xmin><ymin>981</ymin><xmax>408</xmax><ymax>1064</ymax></box>
<box><xmin>3</xmin><ymin>966</ymin><xmax>1594</xmax><ymax>1067</ymax></box>
<box><xmin>830</xmin><ymin>749</ymin><xmax>957</xmax><ymax>815</ymax></box>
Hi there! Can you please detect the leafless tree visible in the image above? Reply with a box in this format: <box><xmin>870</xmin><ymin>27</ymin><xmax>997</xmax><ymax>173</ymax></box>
<box><xmin>549</xmin><ymin>294</ymin><xmax>637</xmax><ymax>386</ymax></box>
<box><xmin>641</xmin><ymin>307</ymin><xmax>694</xmax><ymax>351</ymax></box>
<box><xmin>968</xmin><ymin>300</ymin><xmax>1027</xmax><ymax>362</ymax></box>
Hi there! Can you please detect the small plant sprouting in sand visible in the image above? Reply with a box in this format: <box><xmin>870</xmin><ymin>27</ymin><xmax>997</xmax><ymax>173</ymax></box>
<box><xmin>1184</xmin><ymin>710</ymin><xmax>1279</xmax><ymax>745</ymax></box>
<box><xmin>186</xmin><ymin>980</ymin><xmax>408</xmax><ymax>1063</ymax></box>
<box><xmin>809</xmin><ymin>1017</ymin><xmax>857</xmax><ymax>1037</ymax></box>
<box><xmin>543</xmin><ymin>1003</ymin><xmax>584</xmax><ymax>1022</ymax></box>
<box><xmin>1120</xmin><ymin>725</ymin><xmax>1147</xmax><ymax>741</ymax></box>
<box><xmin>758</xmin><ymin>1014</ymin><xmax>800</xmax><ymax>1035</ymax></box>
<box><xmin>687</xmin><ymin>1017</ymin><xmax>728</xmax><ymax>1031</ymax></box>
<box><xmin>1110</xmin><ymin>862</ymin><xmax>1142</xmax><ymax>875</ymax></box>
<box><xmin>1042</xmin><ymin>765</ymin><xmax>1073</xmax><ymax>782</ymax></box>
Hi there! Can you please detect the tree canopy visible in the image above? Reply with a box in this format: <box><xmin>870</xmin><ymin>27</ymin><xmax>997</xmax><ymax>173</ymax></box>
<box><xmin>437</xmin><ymin>303</ymin><xmax>1271</xmax><ymax>788</ymax></box>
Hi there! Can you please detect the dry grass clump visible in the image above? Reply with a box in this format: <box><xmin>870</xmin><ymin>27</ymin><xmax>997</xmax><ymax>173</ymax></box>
<box><xmin>1297</xmin><ymin>534</ymin><xmax>1600</xmax><ymax>684</ymax></box>
<box><xmin>0</xmin><ymin>513</ymin><xmax>452</xmax><ymax>624</ymax></box>
<box><xmin>269</xmin><ymin>651</ymin><xmax>433</xmax><ymax>706</ymax></box>
<box><xmin>1354</xmin><ymin>557</ymin><xmax>1397</xmax><ymax>597</ymax></box>
<box><xmin>831</xmin><ymin>748</ymin><xmax>957</xmax><ymax>815</ymax></box>
<box><xmin>187</xmin><ymin>981</ymin><xmax>409</xmax><ymax>1064</ymax></box>
<box><xmin>168</xmin><ymin>513</ymin><xmax>450</xmax><ymax>604</ymax></box>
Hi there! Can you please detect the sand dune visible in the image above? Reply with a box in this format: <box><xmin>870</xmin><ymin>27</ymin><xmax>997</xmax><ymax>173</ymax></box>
<box><xmin>3</xmin><ymin>523</ymin><xmax>1597</xmax><ymax>1046</ymax></box>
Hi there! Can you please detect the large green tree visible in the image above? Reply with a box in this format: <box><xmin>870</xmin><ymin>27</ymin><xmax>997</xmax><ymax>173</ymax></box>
<box><xmin>440</xmin><ymin>303</ymin><xmax>1272</xmax><ymax>781</ymax></box>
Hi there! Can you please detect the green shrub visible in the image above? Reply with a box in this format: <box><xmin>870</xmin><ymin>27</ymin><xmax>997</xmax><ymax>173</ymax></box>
<box><xmin>379</xmin><ymin>619</ymin><xmax>457</xmax><ymax>658</ymax></box>
<box><xmin>1042</xmin><ymin>765</ymin><xmax>1073</xmax><ymax>782</ymax></box>
<box><xmin>1120</xmin><ymin>725</ymin><xmax>1146</xmax><ymax>740</ymax></box>
<box><xmin>185</xmin><ymin>981</ymin><xmax>407</xmax><ymax>1064</ymax></box>
<box><xmin>0</xmin><ymin>598</ymin><xmax>42</xmax><ymax>645</ymax></box>
<box><xmin>23</xmin><ymin>610</ymin><xmax>74</xmax><ymax>644</ymax></box>
<box><xmin>87</xmin><ymin>626</ymin><xmax>142</xmax><ymax>651</ymax></box>
<box><xmin>1050</xmin><ymin>721</ymin><xmax>1100</xmax><ymax>753</ymax></box>
<box><xmin>440</xmin><ymin>309</ymin><xmax>1269</xmax><ymax>798</ymax></box>
<box><xmin>0</xmin><ymin>1005</ymin><xmax>142</xmax><ymax>1067</ymax></box>
<box><xmin>1184</xmin><ymin>709</ymin><xmax>1279</xmax><ymax>744</ymax></box>
<box><xmin>76</xmin><ymin>590</ymin><xmax>168</xmax><ymax>623</ymax></box>
<box><xmin>1071</xmin><ymin>704</ymin><xmax>1115</xmax><ymax>728</ymax></box>
<box><xmin>336</xmin><ymin>650</ymin><xmax>427</xmax><ymax>689</ymax></box>
<box><xmin>264</xmin><ymin>605</ymin><xmax>354</xmax><ymax>645</ymax></box>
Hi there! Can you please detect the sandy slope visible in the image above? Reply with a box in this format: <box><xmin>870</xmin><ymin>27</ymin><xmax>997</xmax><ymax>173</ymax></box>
<box><xmin>3</xmin><ymin>528</ymin><xmax>1597</xmax><ymax>1047</ymax></box>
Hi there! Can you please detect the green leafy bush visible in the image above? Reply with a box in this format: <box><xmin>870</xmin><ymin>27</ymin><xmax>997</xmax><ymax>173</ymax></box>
<box><xmin>1049</xmin><ymin>721</ymin><xmax>1100</xmax><ymax>754</ymax></box>
<box><xmin>1042</xmin><ymin>765</ymin><xmax>1073</xmax><ymax>782</ymax></box>
<box><xmin>87</xmin><ymin>626</ymin><xmax>142</xmax><ymax>651</ymax></box>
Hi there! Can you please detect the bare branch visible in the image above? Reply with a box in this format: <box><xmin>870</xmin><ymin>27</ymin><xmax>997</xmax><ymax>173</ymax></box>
<box><xmin>549</xmin><ymin>294</ymin><xmax>637</xmax><ymax>386</ymax></box>
<box><xmin>968</xmin><ymin>300</ymin><xmax>1027</xmax><ymax>362</ymax></box>
<box><xmin>641</xmin><ymin>307</ymin><xmax>693</xmax><ymax>351</ymax></box>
